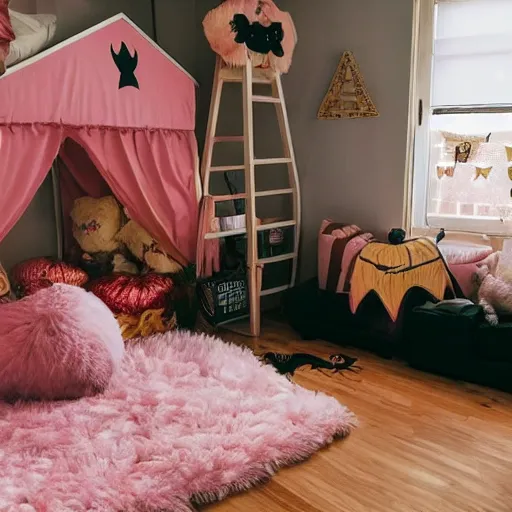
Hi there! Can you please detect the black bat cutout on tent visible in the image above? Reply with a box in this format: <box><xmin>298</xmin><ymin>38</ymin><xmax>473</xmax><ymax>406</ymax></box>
<box><xmin>230</xmin><ymin>14</ymin><xmax>284</xmax><ymax>57</ymax></box>
<box><xmin>111</xmin><ymin>42</ymin><xmax>139</xmax><ymax>90</ymax></box>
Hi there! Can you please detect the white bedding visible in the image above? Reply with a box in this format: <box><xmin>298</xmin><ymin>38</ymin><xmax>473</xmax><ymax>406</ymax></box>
<box><xmin>5</xmin><ymin>10</ymin><xmax>57</xmax><ymax>67</ymax></box>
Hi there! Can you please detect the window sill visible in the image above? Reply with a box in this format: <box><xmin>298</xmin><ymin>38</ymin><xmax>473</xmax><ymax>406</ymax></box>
<box><xmin>410</xmin><ymin>225</ymin><xmax>507</xmax><ymax>252</ymax></box>
<box><xmin>426</xmin><ymin>214</ymin><xmax>512</xmax><ymax>236</ymax></box>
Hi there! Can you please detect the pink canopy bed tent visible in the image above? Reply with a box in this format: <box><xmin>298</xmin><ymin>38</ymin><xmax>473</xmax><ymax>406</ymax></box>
<box><xmin>0</xmin><ymin>13</ymin><xmax>200</xmax><ymax>267</ymax></box>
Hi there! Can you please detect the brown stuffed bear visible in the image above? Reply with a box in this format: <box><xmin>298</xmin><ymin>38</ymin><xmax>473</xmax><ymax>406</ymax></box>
<box><xmin>71</xmin><ymin>196</ymin><xmax>122</xmax><ymax>254</ymax></box>
<box><xmin>116</xmin><ymin>220</ymin><xmax>182</xmax><ymax>275</ymax></box>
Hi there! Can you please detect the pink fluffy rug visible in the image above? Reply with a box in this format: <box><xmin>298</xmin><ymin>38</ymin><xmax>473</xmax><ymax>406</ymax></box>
<box><xmin>0</xmin><ymin>331</ymin><xmax>356</xmax><ymax>511</ymax></box>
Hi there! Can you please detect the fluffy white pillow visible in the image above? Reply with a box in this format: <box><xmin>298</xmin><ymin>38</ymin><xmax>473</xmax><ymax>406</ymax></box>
<box><xmin>5</xmin><ymin>10</ymin><xmax>57</xmax><ymax>67</ymax></box>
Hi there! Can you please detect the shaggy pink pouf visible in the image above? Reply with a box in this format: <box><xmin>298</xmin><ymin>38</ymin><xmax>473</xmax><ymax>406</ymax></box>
<box><xmin>0</xmin><ymin>331</ymin><xmax>356</xmax><ymax>511</ymax></box>
<box><xmin>0</xmin><ymin>284</ymin><xmax>124</xmax><ymax>401</ymax></box>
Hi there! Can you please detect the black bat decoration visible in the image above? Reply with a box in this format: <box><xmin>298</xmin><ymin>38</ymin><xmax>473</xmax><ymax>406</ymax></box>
<box><xmin>111</xmin><ymin>42</ymin><xmax>139</xmax><ymax>90</ymax></box>
<box><xmin>230</xmin><ymin>14</ymin><xmax>284</xmax><ymax>57</ymax></box>
<box><xmin>262</xmin><ymin>352</ymin><xmax>361</xmax><ymax>376</ymax></box>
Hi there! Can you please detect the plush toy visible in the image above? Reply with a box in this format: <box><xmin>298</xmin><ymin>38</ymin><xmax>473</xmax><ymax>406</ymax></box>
<box><xmin>474</xmin><ymin>251</ymin><xmax>512</xmax><ymax>326</ymax></box>
<box><xmin>203</xmin><ymin>0</ymin><xmax>297</xmax><ymax>73</ymax></box>
<box><xmin>112</xmin><ymin>253</ymin><xmax>139</xmax><ymax>275</ymax></box>
<box><xmin>116</xmin><ymin>220</ymin><xmax>182</xmax><ymax>275</ymax></box>
<box><xmin>71</xmin><ymin>196</ymin><xmax>122</xmax><ymax>254</ymax></box>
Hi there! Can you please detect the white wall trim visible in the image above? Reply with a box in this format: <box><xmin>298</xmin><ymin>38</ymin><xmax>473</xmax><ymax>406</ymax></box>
<box><xmin>410</xmin><ymin>0</ymin><xmax>436</xmax><ymax>231</ymax></box>
<box><xmin>402</xmin><ymin>0</ymin><xmax>422</xmax><ymax>233</ymax></box>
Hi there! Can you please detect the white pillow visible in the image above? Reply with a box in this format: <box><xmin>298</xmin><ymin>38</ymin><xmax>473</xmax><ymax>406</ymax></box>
<box><xmin>5</xmin><ymin>10</ymin><xmax>57</xmax><ymax>67</ymax></box>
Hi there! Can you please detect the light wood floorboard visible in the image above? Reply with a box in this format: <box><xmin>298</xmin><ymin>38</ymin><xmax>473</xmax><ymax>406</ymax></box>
<box><xmin>204</xmin><ymin>319</ymin><xmax>512</xmax><ymax>512</ymax></box>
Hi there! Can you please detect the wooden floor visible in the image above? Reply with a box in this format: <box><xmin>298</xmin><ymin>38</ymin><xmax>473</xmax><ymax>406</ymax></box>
<box><xmin>204</xmin><ymin>319</ymin><xmax>512</xmax><ymax>512</ymax></box>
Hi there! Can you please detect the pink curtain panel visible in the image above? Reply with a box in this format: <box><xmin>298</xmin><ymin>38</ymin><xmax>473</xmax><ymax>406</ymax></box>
<box><xmin>0</xmin><ymin>17</ymin><xmax>199</xmax><ymax>266</ymax></box>
<box><xmin>0</xmin><ymin>0</ymin><xmax>14</xmax><ymax>63</ymax></box>
<box><xmin>203</xmin><ymin>0</ymin><xmax>297</xmax><ymax>74</ymax></box>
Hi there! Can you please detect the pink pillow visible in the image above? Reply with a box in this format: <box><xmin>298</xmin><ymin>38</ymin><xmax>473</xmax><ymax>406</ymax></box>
<box><xmin>0</xmin><ymin>284</ymin><xmax>124</xmax><ymax>401</ymax></box>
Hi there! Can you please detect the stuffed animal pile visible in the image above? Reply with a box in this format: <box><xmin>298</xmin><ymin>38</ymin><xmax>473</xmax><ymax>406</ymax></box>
<box><xmin>68</xmin><ymin>195</ymin><xmax>182</xmax><ymax>339</ymax></box>
<box><xmin>2</xmin><ymin>195</ymin><xmax>185</xmax><ymax>341</ymax></box>
<box><xmin>70</xmin><ymin>195</ymin><xmax>183</xmax><ymax>277</ymax></box>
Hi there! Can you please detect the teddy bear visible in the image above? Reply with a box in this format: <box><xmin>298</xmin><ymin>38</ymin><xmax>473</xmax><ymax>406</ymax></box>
<box><xmin>70</xmin><ymin>196</ymin><xmax>182</xmax><ymax>277</ymax></box>
<box><xmin>473</xmin><ymin>251</ymin><xmax>512</xmax><ymax>326</ymax></box>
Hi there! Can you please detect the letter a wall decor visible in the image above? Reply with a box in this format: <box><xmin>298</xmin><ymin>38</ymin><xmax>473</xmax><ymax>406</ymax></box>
<box><xmin>318</xmin><ymin>51</ymin><xmax>379</xmax><ymax>119</ymax></box>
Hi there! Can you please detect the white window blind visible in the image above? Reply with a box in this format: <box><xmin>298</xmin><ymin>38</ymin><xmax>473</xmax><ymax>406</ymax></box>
<box><xmin>433</xmin><ymin>0</ymin><xmax>512</xmax><ymax>107</ymax></box>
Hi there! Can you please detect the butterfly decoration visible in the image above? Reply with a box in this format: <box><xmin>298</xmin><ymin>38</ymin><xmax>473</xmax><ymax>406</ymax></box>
<box><xmin>474</xmin><ymin>166</ymin><xmax>492</xmax><ymax>181</ymax></box>
<box><xmin>505</xmin><ymin>146</ymin><xmax>512</xmax><ymax>162</ymax></box>
<box><xmin>508</xmin><ymin>166</ymin><xmax>512</xmax><ymax>181</ymax></box>
<box><xmin>455</xmin><ymin>142</ymin><xmax>472</xmax><ymax>165</ymax></box>
<box><xmin>436</xmin><ymin>165</ymin><xmax>455</xmax><ymax>179</ymax></box>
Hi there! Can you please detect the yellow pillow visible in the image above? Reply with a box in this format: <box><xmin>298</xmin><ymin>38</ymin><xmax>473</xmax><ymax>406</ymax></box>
<box><xmin>0</xmin><ymin>262</ymin><xmax>10</xmax><ymax>298</ymax></box>
<box><xmin>71</xmin><ymin>196</ymin><xmax>122</xmax><ymax>253</ymax></box>
<box><xmin>116</xmin><ymin>220</ymin><xmax>182</xmax><ymax>275</ymax></box>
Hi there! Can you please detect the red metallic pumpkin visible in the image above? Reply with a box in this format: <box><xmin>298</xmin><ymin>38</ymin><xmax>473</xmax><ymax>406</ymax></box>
<box><xmin>87</xmin><ymin>274</ymin><xmax>174</xmax><ymax>316</ymax></box>
<box><xmin>11</xmin><ymin>258</ymin><xmax>89</xmax><ymax>296</ymax></box>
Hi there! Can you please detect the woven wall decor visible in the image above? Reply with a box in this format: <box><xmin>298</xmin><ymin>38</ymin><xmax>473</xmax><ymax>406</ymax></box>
<box><xmin>318</xmin><ymin>51</ymin><xmax>379</xmax><ymax>120</ymax></box>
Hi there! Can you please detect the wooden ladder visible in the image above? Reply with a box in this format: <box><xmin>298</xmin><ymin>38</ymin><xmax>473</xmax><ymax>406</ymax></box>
<box><xmin>200</xmin><ymin>55</ymin><xmax>301</xmax><ymax>337</ymax></box>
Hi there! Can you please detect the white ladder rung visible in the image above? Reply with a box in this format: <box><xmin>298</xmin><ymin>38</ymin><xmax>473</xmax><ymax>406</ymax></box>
<box><xmin>261</xmin><ymin>284</ymin><xmax>290</xmax><ymax>297</ymax></box>
<box><xmin>205</xmin><ymin>228</ymin><xmax>247</xmax><ymax>240</ymax></box>
<box><xmin>209</xmin><ymin>165</ymin><xmax>245</xmax><ymax>172</ymax></box>
<box><xmin>213</xmin><ymin>136</ymin><xmax>244</xmax><ymax>143</ymax></box>
<box><xmin>213</xmin><ymin>193</ymin><xmax>246</xmax><ymax>202</ymax></box>
<box><xmin>253</xmin><ymin>95</ymin><xmax>280</xmax><ymax>104</ymax></box>
<box><xmin>255</xmin><ymin>188</ymin><xmax>293</xmax><ymax>198</ymax></box>
<box><xmin>219</xmin><ymin>66</ymin><xmax>274</xmax><ymax>84</ymax></box>
<box><xmin>254</xmin><ymin>158</ymin><xmax>292</xmax><ymax>166</ymax></box>
<box><xmin>257</xmin><ymin>220</ymin><xmax>296</xmax><ymax>231</ymax></box>
<box><xmin>258</xmin><ymin>253</ymin><xmax>296</xmax><ymax>264</ymax></box>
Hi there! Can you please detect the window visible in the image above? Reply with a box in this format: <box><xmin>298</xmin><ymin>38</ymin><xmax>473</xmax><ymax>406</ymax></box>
<box><xmin>411</xmin><ymin>0</ymin><xmax>512</xmax><ymax>235</ymax></box>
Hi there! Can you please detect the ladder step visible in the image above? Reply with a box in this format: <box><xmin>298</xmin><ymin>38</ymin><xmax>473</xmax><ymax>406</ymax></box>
<box><xmin>209</xmin><ymin>165</ymin><xmax>245</xmax><ymax>172</ymax></box>
<box><xmin>205</xmin><ymin>228</ymin><xmax>246</xmax><ymax>240</ymax></box>
<box><xmin>254</xmin><ymin>158</ymin><xmax>292</xmax><ymax>166</ymax></box>
<box><xmin>257</xmin><ymin>220</ymin><xmax>296</xmax><ymax>231</ymax></box>
<box><xmin>255</xmin><ymin>188</ymin><xmax>293</xmax><ymax>198</ymax></box>
<box><xmin>258</xmin><ymin>253</ymin><xmax>296</xmax><ymax>264</ymax></box>
<box><xmin>252</xmin><ymin>95</ymin><xmax>280</xmax><ymax>104</ymax></box>
<box><xmin>219</xmin><ymin>66</ymin><xmax>275</xmax><ymax>84</ymax></box>
<box><xmin>261</xmin><ymin>284</ymin><xmax>291</xmax><ymax>297</ymax></box>
<box><xmin>213</xmin><ymin>193</ymin><xmax>246</xmax><ymax>202</ymax></box>
<box><xmin>213</xmin><ymin>136</ymin><xmax>244</xmax><ymax>143</ymax></box>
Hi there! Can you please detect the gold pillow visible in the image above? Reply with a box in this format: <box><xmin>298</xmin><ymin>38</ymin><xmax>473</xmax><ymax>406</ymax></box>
<box><xmin>0</xmin><ymin>262</ymin><xmax>10</xmax><ymax>298</ymax></box>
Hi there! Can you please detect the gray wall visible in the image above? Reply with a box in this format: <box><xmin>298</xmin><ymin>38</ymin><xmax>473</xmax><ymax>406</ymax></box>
<box><xmin>283</xmin><ymin>0</ymin><xmax>413</xmax><ymax>279</ymax></box>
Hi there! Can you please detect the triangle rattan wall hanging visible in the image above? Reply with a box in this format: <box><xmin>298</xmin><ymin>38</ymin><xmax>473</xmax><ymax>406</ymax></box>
<box><xmin>317</xmin><ymin>51</ymin><xmax>379</xmax><ymax>120</ymax></box>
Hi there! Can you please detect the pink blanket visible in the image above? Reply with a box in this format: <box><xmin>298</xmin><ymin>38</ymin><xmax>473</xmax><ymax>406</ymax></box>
<box><xmin>0</xmin><ymin>0</ymin><xmax>14</xmax><ymax>62</ymax></box>
<box><xmin>318</xmin><ymin>219</ymin><xmax>375</xmax><ymax>293</ymax></box>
